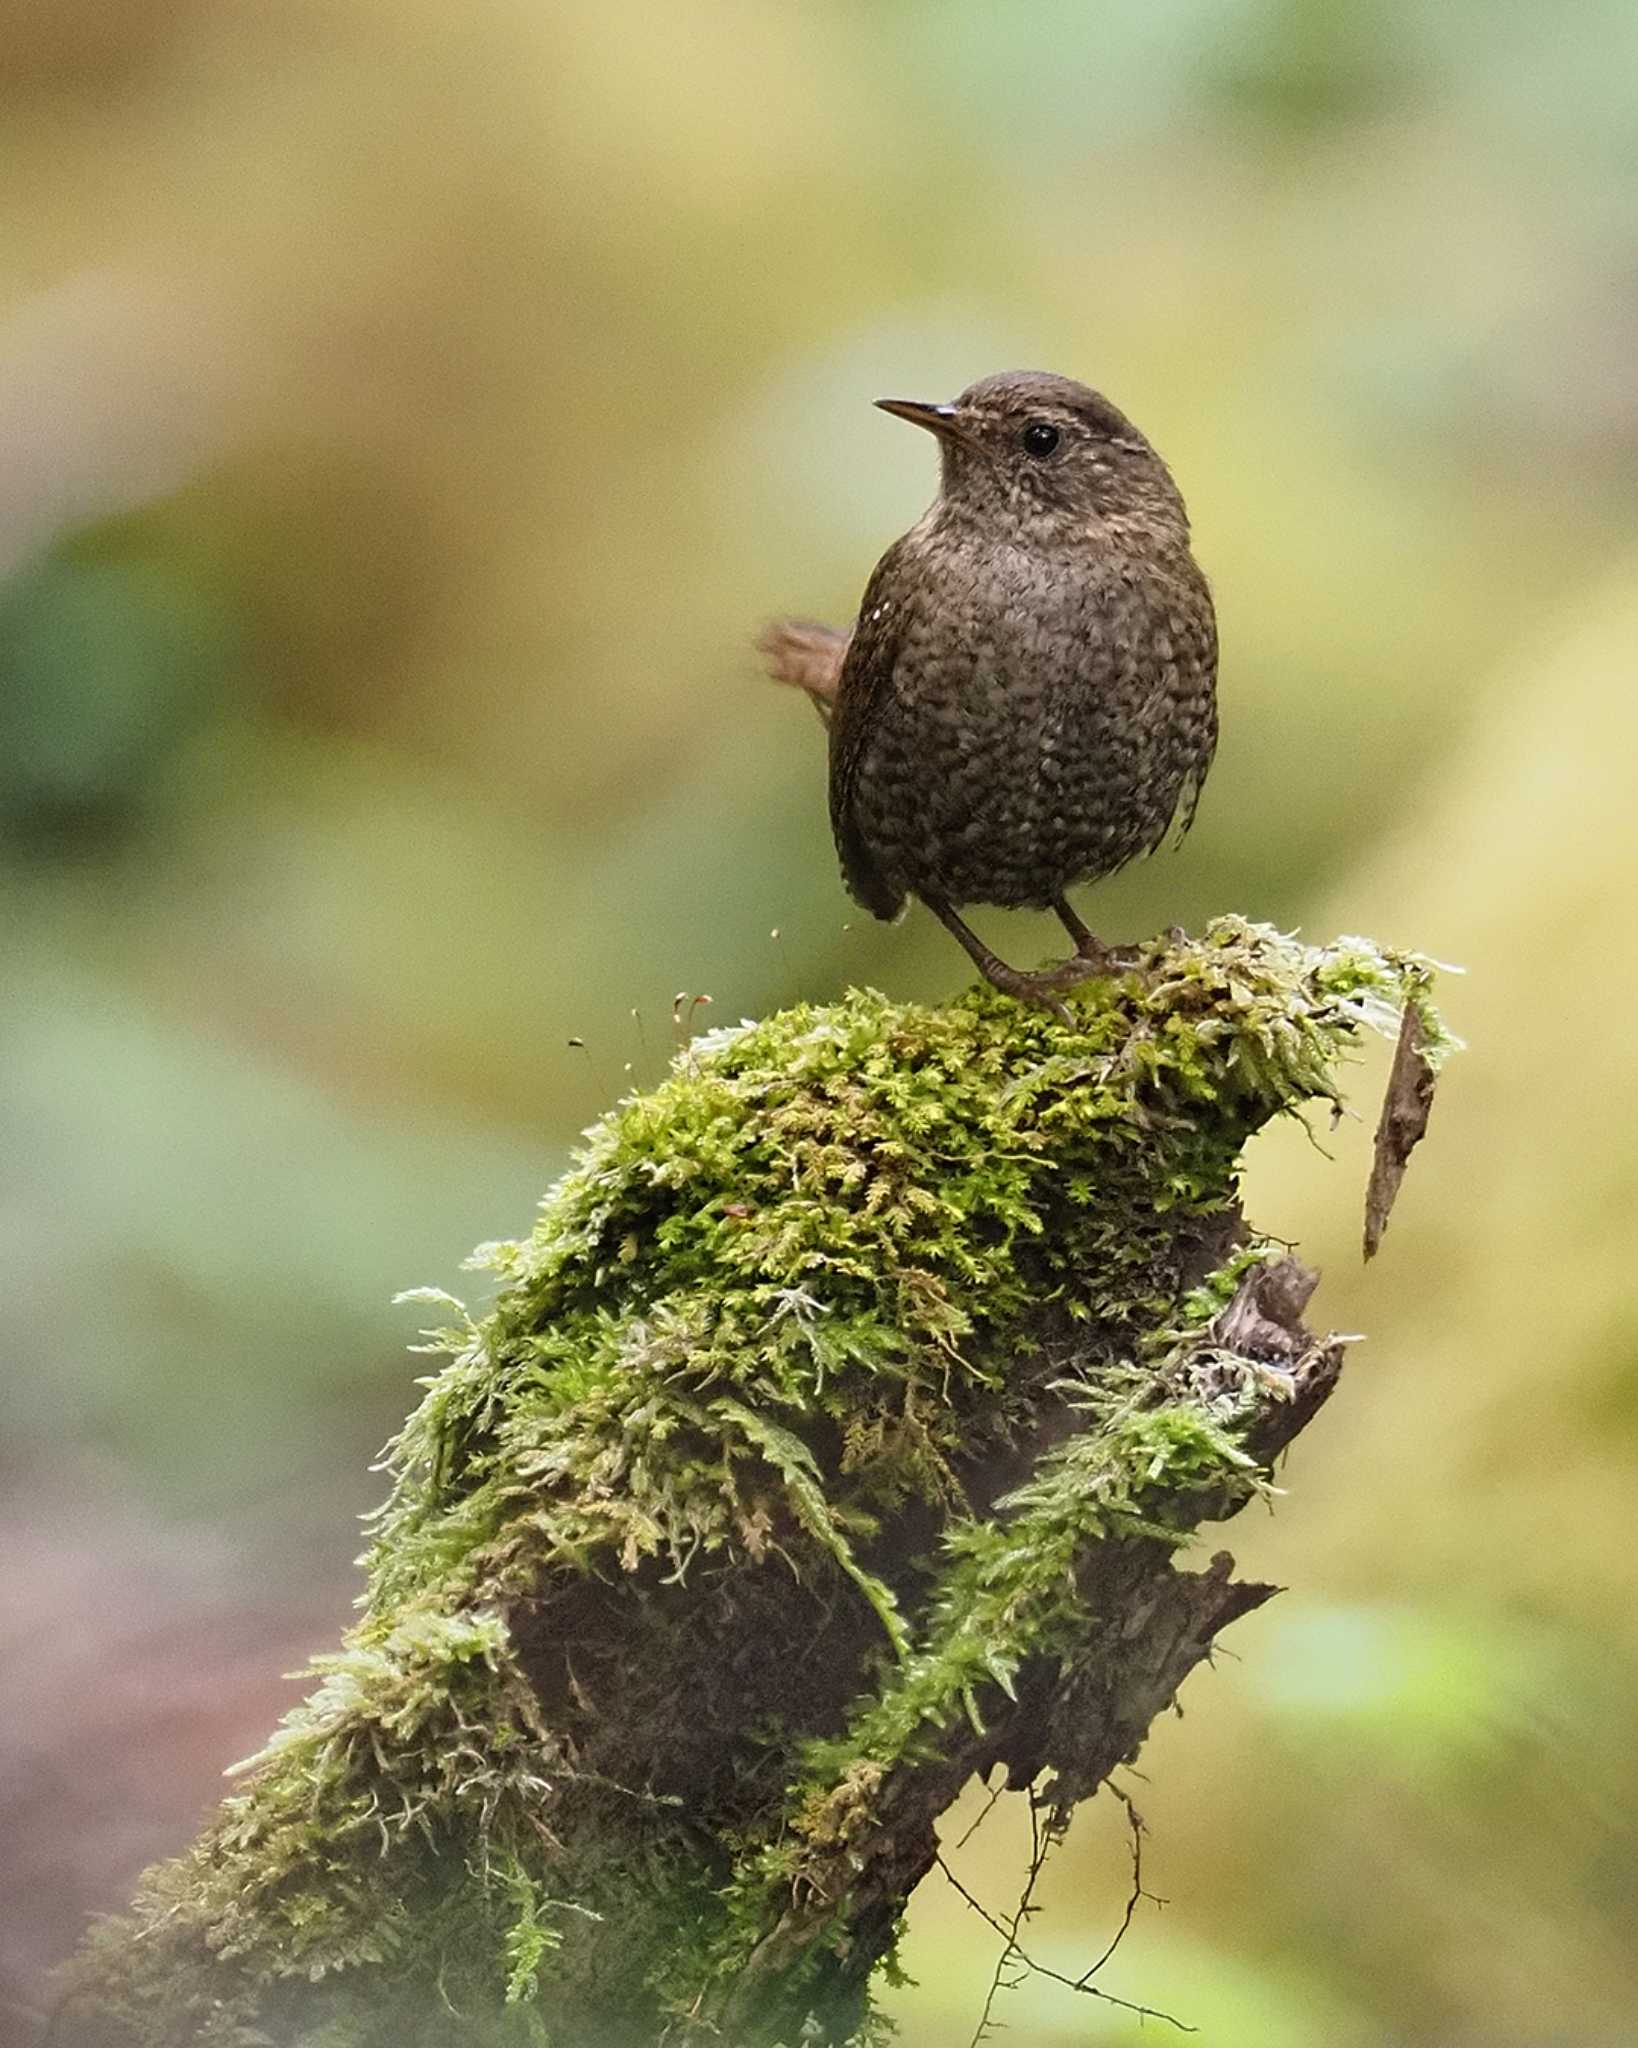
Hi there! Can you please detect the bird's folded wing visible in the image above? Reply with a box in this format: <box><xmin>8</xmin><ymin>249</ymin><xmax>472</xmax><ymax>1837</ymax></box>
<box><xmin>828</xmin><ymin>544</ymin><xmax>911</xmax><ymax>920</ymax></box>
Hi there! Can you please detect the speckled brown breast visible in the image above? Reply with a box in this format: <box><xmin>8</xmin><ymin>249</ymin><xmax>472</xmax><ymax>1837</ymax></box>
<box><xmin>830</xmin><ymin>523</ymin><xmax>1218</xmax><ymax>916</ymax></box>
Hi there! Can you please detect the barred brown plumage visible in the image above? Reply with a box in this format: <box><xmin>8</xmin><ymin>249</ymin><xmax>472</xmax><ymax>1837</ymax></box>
<box><xmin>762</xmin><ymin>370</ymin><xmax>1218</xmax><ymax>1013</ymax></box>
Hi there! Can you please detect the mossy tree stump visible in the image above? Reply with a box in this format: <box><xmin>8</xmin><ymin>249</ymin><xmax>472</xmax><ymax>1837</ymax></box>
<box><xmin>58</xmin><ymin>920</ymin><xmax>1448</xmax><ymax>2048</ymax></box>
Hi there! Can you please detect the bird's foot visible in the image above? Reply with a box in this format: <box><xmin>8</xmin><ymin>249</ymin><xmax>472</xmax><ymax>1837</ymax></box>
<box><xmin>978</xmin><ymin>959</ymin><xmax>1079</xmax><ymax>1024</ymax></box>
<box><xmin>1030</xmin><ymin>941</ymin><xmax>1141</xmax><ymax>990</ymax></box>
<box><xmin>924</xmin><ymin>895</ymin><xmax>1137</xmax><ymax>1021</ymax></box>
<box><xmin>1045</xmin><ymin>898</ymin><xmax>1143</xmax><ymax>986</ymax></box>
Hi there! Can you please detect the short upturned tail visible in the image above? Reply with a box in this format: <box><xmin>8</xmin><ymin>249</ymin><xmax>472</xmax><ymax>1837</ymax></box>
<box><xmin>756</xmin><ymin>618</ymin><xmax>850</xmax><ymax>725</ymax></box>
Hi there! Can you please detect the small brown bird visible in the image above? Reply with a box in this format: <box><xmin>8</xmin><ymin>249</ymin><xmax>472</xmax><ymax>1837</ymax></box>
<box><xmin>760</xmin><ymin>370</ymin><xmax>1217</xmax><ymax>1010</ymax></box>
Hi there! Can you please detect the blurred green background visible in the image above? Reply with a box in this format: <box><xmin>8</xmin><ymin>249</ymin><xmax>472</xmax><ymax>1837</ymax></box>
<box><xmin>3</xmin><ymin>1</ymin><xmax>1636</xmax><ymax>2041</ymax></box>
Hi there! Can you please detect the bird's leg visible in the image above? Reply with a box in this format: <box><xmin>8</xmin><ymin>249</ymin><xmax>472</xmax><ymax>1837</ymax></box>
<box><xmin>924</xmin><ymin>896</ymin><xmax>1075</xmax><ymax>1021</ymax></box>
<box><xmin>1053</xmin><ymin>894</ymin><xmax>1108</xmax><ymax>965</ymax></box>
<box><xmin>1052</xmin><ymin>895</ymin><xmax>1140</xmax><ymax>975</ymax></box>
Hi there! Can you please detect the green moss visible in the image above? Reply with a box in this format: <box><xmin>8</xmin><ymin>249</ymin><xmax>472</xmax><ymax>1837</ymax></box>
<box><xmin>62</xmin><ymin>920</ymin><xmax>1448</xmax><ymax>2048</ymax></box>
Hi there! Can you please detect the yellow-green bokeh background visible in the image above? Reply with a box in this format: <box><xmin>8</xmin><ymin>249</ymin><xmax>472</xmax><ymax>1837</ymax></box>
<box><xmin>3</xmin><ymin>3</ymin><xmax>1636</xmax><ymax>2040</ymax></box>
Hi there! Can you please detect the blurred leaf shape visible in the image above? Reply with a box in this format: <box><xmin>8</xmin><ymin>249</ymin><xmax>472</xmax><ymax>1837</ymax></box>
<box><xmin>0</xmin><ymin>547</ymin><xmax>236</xmax><ymax>846</ymax></box>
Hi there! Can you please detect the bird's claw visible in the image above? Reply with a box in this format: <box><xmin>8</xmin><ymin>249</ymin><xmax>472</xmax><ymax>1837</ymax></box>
<box><xmin>1029</xmin><ymin>943</ymin><xmax>1141</xmax><ymax>991</ymax></box>
<box><xmin>981</xmin><ymin>964</ymin><xmax>1079</xmax><ymax>1023</ymax></box>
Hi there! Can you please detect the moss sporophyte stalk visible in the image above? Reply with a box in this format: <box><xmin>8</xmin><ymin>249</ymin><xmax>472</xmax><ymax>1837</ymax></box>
<box><xmin>62</xmin><ymin>920</ymin><xmax>1453</xmax><ymax>2048</ymax></box>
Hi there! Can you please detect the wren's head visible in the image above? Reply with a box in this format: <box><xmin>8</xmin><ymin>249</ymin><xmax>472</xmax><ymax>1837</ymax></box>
<box><xmin>876</xmin><ymin>369</ymin><xmax>1188</xmax><ymax>544</ymax></box>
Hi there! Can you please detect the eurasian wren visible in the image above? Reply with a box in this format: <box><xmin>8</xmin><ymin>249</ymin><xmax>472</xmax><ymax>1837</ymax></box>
<box><xmin>760</xmin><ymin>370</ymin><xmax>1218</xmax><ymax>1011</ymax></box>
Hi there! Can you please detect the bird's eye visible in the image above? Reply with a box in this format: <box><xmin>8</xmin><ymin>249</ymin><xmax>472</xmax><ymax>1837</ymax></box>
<box><xmin>1021</xmin><ymin>420</ymin><xmax>1060</xmax><ymax>459</ymax></box>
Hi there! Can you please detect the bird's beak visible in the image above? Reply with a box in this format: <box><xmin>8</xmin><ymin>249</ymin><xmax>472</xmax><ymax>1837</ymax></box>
<box><xmin>874</xmin><ymin>397</ymin><xmax>963</xmax><ymax>440</ymax></box>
